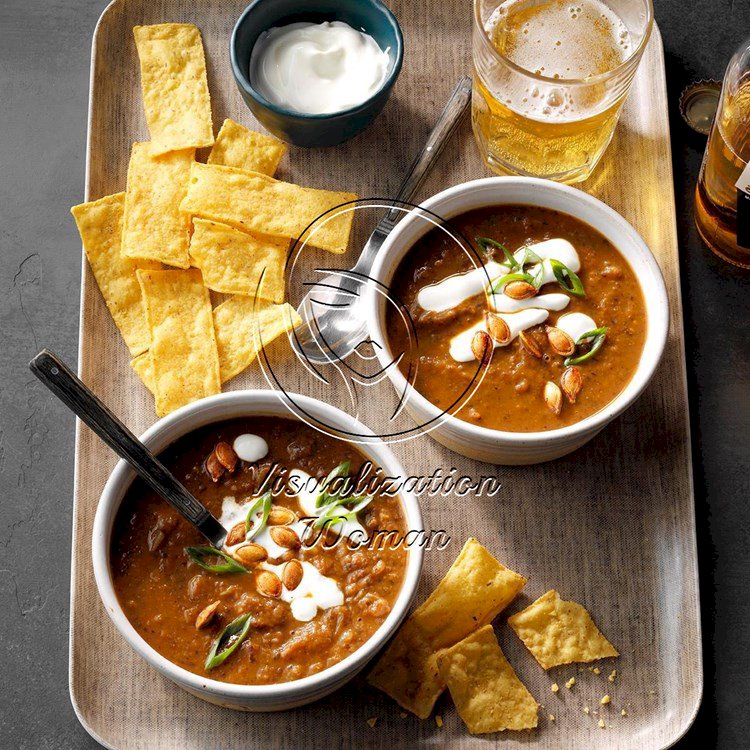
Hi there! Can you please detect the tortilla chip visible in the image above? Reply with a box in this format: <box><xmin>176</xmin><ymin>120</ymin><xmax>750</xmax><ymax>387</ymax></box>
<box><xmin>368</xmin><ymin>538</ymin><xmax>526</xmax><ymax>718</ymax></box>
<box><xmin>136</xmin><ymin>269</ymin><xmax>220</xmax><ymax>416</ymax></box>
<box><xmin>180</xmin><ymin>162</ymin><xmax>356</xmax><ymax>253</ymax></box>
<box><xmin>208</xmin><ymin>119</ymin><xmax>286</xmax><ymax>176</ymax></box>
<box><xmin>189</xmin><ymin>219</ymin><xmax>287</xmax><ymax>301</ymax></box>
<box><xmin>122</xmin><ymin>142</ymin><xmax>194</xmax><ymax>268</ymax></box>
<box><xmin>71</xmin><ymin>193</ymin><xmax>159</xmax><ymax>356</ymax></box>
<box><xmin>367</xmin><ymin>620</ymin><xmax>444</xmax><ymax>720</ymax></box>
<box><xmin>130</xmin><ymin>351</ymin><xmax>155</xmax><ymax>395</ymax></box>
<box><xmin>213</xmin><ymin>297</ymin><xmax>301</xmax><ymax>383</ymax></box>
<box><xmin>437</xmin><ymin>625</ymin><xmax>538</xmax><ymax>734</ymax></box>
<box><xmin>133</xmin><ymin>24</ymin><xmax>213</xmax><ymax>154</ymax></box>
<box><xmin>508</xmin><ymin>590</ymin><xmax>619</xmax><ymax>669</ymax></box>
<box><xmin>412</xmin><ymin>537</ymin><xmax>527</xmax><ymax>650</ymax></box>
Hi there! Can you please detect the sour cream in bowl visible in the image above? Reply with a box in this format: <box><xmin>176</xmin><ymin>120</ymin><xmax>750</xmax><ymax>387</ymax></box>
<box><xmin>250</xmin><ymin>21</ymin><xmax>391</xmax><ymax>116</ymax></box>
<box><xmin>230</xmin><ymin>0</ymin><xmax>404</xmax><ymax>147</ymax></box>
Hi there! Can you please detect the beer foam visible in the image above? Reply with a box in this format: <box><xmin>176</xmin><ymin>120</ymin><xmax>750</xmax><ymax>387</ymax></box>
<box><xmin>486</xmin><ymin>0</ymin><xmax>632</xmax><ymax>80</ymax></box>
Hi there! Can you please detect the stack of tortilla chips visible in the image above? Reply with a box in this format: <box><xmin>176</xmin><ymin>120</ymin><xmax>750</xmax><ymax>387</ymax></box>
<box><xmin>72</xmin><ymin>23</ymin><xmax>357</xmax><ymax>416</ymax></box>
<box><xmin>369</xmin><ymin>538</ymin><xmax>619</xmax><ymax>735</ymax></box>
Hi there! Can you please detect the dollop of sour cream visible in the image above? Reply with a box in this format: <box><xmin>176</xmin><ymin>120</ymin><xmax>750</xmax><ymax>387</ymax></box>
<box><xmin>262</xmin><ymin>560</ymin><xmax>344</xmax><ymax>622</ymax></box>
<box><xmin>417</xmin><ymin>261</ymin><xmax>506</xmax><ymax>312</ymax></box>
<box><xmin>418</xmin><ymin>238</ymin><xmax>584</xmax><ymax>363</ymax></box>
<box><xmin>218</xmin><ymin>495</ymin><xmax>345</xmax><ymax>623</ymax></box>
<box><xmin>219</xmin><ymin>496</ymin><xmax>306</xmax><ymax>558</ymax></box>
<box><xmin>232</xmin><ymin>433</ymin><xmax>268</xmax><ymax>463</ymax></box>
<box><xmin>449</xmin><ymin>308</ymin><xmax>549</xmax><ymax>362</ymax></box>
<box><xmin>249</xmin><ymin>21</ymin><xmax>391</xmax><ymax>115</ymax></box>
<box><xmin>217</xmin><ymin>462</ymin><xmax>369</xmax><ymax>623</ymax></box>
<box><xmin>556</xmin><ymin>312</ymin><xmax>598</xmax><ymax>343</ymax></box>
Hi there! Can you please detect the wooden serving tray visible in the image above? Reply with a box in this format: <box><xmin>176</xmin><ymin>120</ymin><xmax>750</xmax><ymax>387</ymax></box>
<box><xmin>70</xmin><ymin>1</ymin><xmax>701</xmax><ymax>748</ymax></box>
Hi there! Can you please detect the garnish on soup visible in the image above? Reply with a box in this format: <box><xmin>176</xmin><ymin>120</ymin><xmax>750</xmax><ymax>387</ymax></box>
<box><xmin>110</xmin><ymin>417</ymin><xmax>407</xmax><ymax>685</ymax></box>
<box><xmin>385</xmin><ymin>205</ymin><xmax>646</xmax><ymax>431</ymax></box>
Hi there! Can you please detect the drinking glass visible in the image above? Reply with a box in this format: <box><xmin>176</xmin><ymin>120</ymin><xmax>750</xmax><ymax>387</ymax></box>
<box><xmin>472</xmin><ymin>0</ymin><xmax>654</xmax><ymax>183</ymax></box>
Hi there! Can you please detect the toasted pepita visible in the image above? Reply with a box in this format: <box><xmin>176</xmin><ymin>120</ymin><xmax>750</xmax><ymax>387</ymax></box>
<box><xmin>282</xmin><ymin>559</ymin><xmax>304</xmax><ymax>591</ymax></box>
<box><xmin>544</xmin><ymin>381</ymin><xmax>563</xmax><ymax>415</ymax></box>
<box><xmin>268</xmin><ymin>506</ymin><xmax>297</xmax><ymax>526</ymax></box>
<box><xmin>561</xmin><ymin>366</ymin><xmax>583</xmax><ymax>403</ymax></box>
<box><xmin>519</xmin><ymin>330</ymin><xmax>543</xmax><ymax>358</ymax></box>
<box><xmin>256</xmin><ymin>570</ymin><xmax>282</xmax><ymax>598</ymax></box>
<box><xmin>195</xmin><ymin>600</ymin><xmax>220</xmax><ymax>629</ymax></box>
<box><xmin>471</xmin><ymin>330</ymin><xmax>493</xmax><ymax>364</ymax></box>
<box><xmin>270</xmin><ymin>526</ymin><xmax>302</xmax><ymax>550</ymax></box>
<box><xmin>546</xmin><ymin>326</ymin><xmax>575</xmax><ymax>356</ymax></box>
<box><xmin>234</xmin><ymin>543</ymin><xmax>267</xmax><ymax>565</ymax></box>
<box><xmin>504</xmin><ymin>280</ymin><xmax>537</xmax><ymax>300</ymax></box>
<box><xmin>225</xmin><ymin>521</ymin><xmax>247</xmax><ymax>547</ymax></box>
<box><xmin>485</xmin><ymin>312</ymin><xmax>511</xmax><ymax>345</ymax></box>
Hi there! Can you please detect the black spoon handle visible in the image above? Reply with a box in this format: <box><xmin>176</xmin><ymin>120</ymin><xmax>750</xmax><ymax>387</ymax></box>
<box><xmin>29</xmin><ymin>349</ymin><xmax>227</xmax><ymax>548</ymax></box>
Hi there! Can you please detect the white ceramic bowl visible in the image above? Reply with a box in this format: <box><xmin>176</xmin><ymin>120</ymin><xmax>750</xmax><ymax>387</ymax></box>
<box><xmin>92</xmin><ymin>390</ymin><xmax>423</xmax><ymax>711</ymax></box>
<box><xmin>368</xmin><ymin>177</ymin><xmax>669</xmax><ymax>465</ymax></box>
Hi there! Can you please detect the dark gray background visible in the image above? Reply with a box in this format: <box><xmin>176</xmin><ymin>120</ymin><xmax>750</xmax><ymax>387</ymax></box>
<box><xmin>0</xmin><ymin>1</ymin><xmax>745</xmax><ymax>747</ymax></box>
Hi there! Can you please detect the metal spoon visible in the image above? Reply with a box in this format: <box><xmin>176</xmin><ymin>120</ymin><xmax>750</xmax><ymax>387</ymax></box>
<box><xmin>293</xmin><ymin>76</ymin><xmax>472</xmax><ymax>365</ymax></box>
<box><xmin>29</xmin><ymin>350</ymin><xmax>227</xmax><ymax>548</ymax></box>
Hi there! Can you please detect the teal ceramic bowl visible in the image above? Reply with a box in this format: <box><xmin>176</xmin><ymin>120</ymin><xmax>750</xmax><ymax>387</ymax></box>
<box><xmin>230</xmin><ymin>0</ymin><xmax>403</xmax><ymax>148</ymax></box>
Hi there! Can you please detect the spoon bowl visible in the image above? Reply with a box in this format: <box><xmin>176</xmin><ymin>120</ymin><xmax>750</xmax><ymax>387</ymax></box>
<box><xmin>292</xmin><ymin>77</ymin><xmax>472</xmax><ymax>364</ymax></box>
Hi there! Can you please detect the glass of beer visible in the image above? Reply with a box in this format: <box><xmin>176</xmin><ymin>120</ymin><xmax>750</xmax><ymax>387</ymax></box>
<box><xmin>472</xmin><ymin>0</ymin><xmax>653</xmax><ymax>183</ymax></box>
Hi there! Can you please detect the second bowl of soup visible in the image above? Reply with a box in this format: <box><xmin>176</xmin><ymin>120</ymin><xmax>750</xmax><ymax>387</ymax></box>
<box><xmin>93</xmin><ymin>391</ymin><xmax>423</xmax><ymax>710</ymax></box>
<box><xmin>368</xmin><ymin>177</ymin><xmax>669</xmax><ymax>464</ymax></box>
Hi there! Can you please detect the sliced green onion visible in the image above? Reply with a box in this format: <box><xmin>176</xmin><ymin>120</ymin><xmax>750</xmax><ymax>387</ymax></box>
<box><xmin>529</xmin><ymin>261</ymin><xmax>545</xmax><ymax>289</ymax></box>
<box><xmin>489</xmin><ymin>271</ymin><xmax>535</xmax><ymax>294</ymax></box>
<box><xmin>516</xmin><ymin>246</ymin><xmax>542</xmax><ymax>268</ymax></box>
<box><xmin>550</xmin><ymin>259</ymin><xmax>585</xmax><ymax>297</ymax></box>
<box><xmin>315</xmin><ymin>460</ymin><xmax>352</xmax><ymax>508</ymax></box>
<box><xmin>576</xmin><ymin>326</ymin><xmax>608</xmax><ymax>345</ymax></box>
<box><xmin>205</xmin><ymin>613</ymin><xmax>252</xmax><ymax>670</ymax></box>
<box><xmin>314</xmin><ymin>507</ymin><xmax>349</xmax><ymax>529</ymax></box>
<box><xmin>564</xmin><ymin>327</ymin><xmax>608</xmax><ymax>365</ymax></box>
<box><xmin>245</xmin><ymin>491</ymin><xmax>273</xmax><ymax>539</ymax></box>
<box><xmin>185</xmin><ymin>546</ymin><xmax>246</xmax><ymax>574</ymax></box>
<box><xmin>476</xmin><ymin>236</ymin><xmax>519</xmax><ymax>269</ymax></box>
<box><xmin>313</xmin><ymin>498</ymin><xmax>348</xmax><ymax>528</ymax></box>
<box><xmin>313</xmin><ymin>495</ymin><xmax>374</xmax><ymax>528</ymax></box>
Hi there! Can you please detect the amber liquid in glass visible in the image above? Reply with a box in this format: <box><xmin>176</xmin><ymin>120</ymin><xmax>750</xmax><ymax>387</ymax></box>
<box><xmin>473</xmin><ymin>0</ymin><xmax>633</xmax><ymax>181</ymax></box>
<box><xmin>695</xmin><ymin>79</ymin><xmax>750</xmax><ymax>268</ymax></box>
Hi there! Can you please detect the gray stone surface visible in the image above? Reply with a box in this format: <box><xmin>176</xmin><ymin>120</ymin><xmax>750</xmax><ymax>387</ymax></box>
<box><xmin>0</xmin><ymin>0</ymin><xmax>746</xmax><ymax>747</ymax></box>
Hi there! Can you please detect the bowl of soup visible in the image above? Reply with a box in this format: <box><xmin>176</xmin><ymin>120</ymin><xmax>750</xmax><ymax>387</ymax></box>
<box><xmin>368</xmin><ymin>177</ymin><xmax>668</xmax><ymax>464</ymax></box>
<box><xmin>93</xmin><ymin>390</ymin><xmax>423</xmax><ymax>710</ymax></box>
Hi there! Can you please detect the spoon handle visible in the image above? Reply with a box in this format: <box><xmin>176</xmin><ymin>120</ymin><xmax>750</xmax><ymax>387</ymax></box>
<box><xmin>29</xmin><ymin>350</ymin><xmax>227</xmax><ymax>548</ymax></box>
<box><xmin>380</xmin><ymin>75</ymin><xmax>473</xmax><ymax>230</ymax></box>
<box><xmin>352</xmin><ymin>76</ymin><xmax>472</xmax><ymax>275</ymax></box>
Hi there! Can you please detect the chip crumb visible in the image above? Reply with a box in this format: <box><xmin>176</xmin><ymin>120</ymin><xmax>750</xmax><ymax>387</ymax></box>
<box><xmin>609</xmin><ymin>669</ymin><xmax>617</xmax><ymax>682</ymax></box>
<box><xmin>583</xmin><ymin>706</ymin><xmax>590</xmax><ymax>715</ymax></box>
<box><xmin>592</xmin><ymin>667</ymin><xmax>601</xmax><ymax>675</ymax></box>
<box><xmin>366</xmin><ymin>718</ymin><xmax>377</xmax><ymax>728</ymax></box>
<box><xmin>621</xmin><ymin>709</ymin><xmax>628</xmax><ymax>717</ymax></box>
<box><xmin>551</xmin><ymin>683</ymin><xmax>560</xmax><ymax>693</ymax></box>
<box><xmin>548</xmin><ymin>714</ymin><xmax>556</xmax><ymax>722</ymax></box>
<box><xmin>649</xmin><ymin>689</ymin><xmax>656</xmax><ymax>695</ymax></box>
<box><xmin>565</xmin><ymin>677</ymin><xmax>576</xmax><ymax>689</ymax></box>
<box><xmin>435</xmin><ymin>715</ymin><xmax>443</xmax><ymax>728</ymax></box>
<box><xmin>598</xmin><ymin>719</ymin><xmax>606</xmax><ymax>729</ymax></box>
<box><xmin>601</xmin><ymin>695</ymin><xmax>611</xmax><ymax>705</ymax></box>
<box><xmin>400</xmin><ymin>712</ymin><xmax>407</xmax><ymax>719</ymax></box>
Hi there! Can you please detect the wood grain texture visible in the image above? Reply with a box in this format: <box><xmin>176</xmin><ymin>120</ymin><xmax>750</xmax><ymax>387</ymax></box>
<box><xmin>70</xmin><ymin>1</ymin><xmax>701</xmax><ymax>748</ymax></box>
